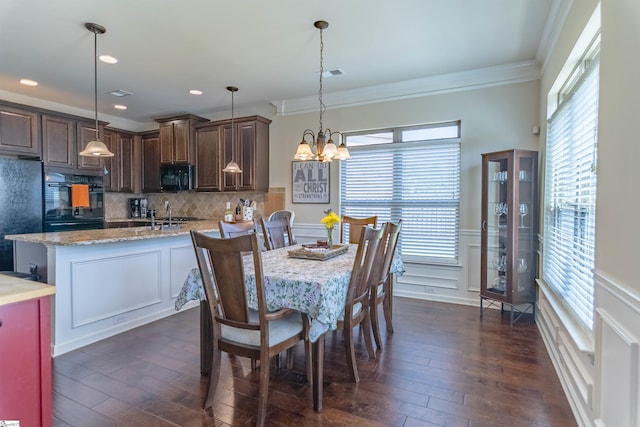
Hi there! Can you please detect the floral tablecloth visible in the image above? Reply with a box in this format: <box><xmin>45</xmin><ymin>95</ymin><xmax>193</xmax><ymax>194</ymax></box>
<box><xmin>175</xmin><ymin>244</ymin><xmax>405</xmax><ymax>342</ymax></box>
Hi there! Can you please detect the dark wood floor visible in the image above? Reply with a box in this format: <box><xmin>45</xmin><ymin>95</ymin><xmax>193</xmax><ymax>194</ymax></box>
<box><xmin>52</xmin><ymin>298</ymin><xmax>577</xmax><ymax>426</ymax></box>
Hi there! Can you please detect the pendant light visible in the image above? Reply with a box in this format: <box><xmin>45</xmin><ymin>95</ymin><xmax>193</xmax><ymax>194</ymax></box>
<box><xmin>293</xmin><ymin>20</ymin><xmax>350</xmax><ymax>162</ymax></box>
<box><xmin>222</xmin><ymin>86</ymin><xmax>242</xmax><ymax>173</ymax></box>
<box><xmin>79</xmin><ymin>22</ymin><xmax>114</xmax><ymax>158</ymax></box>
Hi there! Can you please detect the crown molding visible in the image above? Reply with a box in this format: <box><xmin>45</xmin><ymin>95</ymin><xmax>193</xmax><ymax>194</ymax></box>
<box><xmin>271</xmin><ymin>60</ymin><xmax>541</xmax><ymax>116</ymax></box>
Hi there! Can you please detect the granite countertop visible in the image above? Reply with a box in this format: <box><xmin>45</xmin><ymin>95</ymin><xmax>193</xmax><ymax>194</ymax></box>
<box><xmin>6</xmin><ymin>220</ymin><xmax>220</xmax><ymax>246</ymax></box>
<box><xmin>0</xmin><ymin>274</ymin><xmax>55</xmax><ymax>307</ymax></box>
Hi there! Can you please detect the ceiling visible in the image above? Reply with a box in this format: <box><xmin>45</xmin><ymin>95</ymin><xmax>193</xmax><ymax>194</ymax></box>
<box><xmin>0</xmin><ymin>0</ymin><xmax>559</xmax><ymax>130</ymax></box>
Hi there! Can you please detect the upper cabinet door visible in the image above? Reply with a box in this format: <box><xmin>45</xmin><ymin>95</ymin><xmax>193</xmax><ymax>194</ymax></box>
<box><xmin>195</xmin><ymin>125</ymin><xmax>221</xmax><ymax>191</ymax></box>
<box><xmin>102</xmin><ymin>130</ymin><xmax>117</xmax><ymax>191</ymax></box>
<box><xmin>42</xmin><ymin>114</ymin><xmax>75</xmax><ymax>169</ymax></box>
<box><xmin>142</xmin><ymin>133</ymin><xmax>161</xmax><ymax>193</ymax></box>
<box><xmin>0</xmin><ymin>105</ymin><xmax>40</xmax><ymax>156</ymax></box>
<box><xmin>118</xmin><ymin>133</ymin><xmax>134</xmax><ymax>192</ymax></box>
<box><xmin>172</xmin><ymin>121</ymin><xmax>190</xmax><ymax>163</ymax></box>
<box><xmin>159</xmin><ymin>122</ymin><xmax>174</xmax><ymax>164</ymax></box>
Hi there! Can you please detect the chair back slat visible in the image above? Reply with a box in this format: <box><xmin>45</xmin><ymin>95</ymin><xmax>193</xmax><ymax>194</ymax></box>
<box><xmin>371</xmin><ymin>220</ymin><xmax>403</xmax><ymax>288</ymax></box>
<box><xmin>218</xmin><ymin>219</ymin><xmax>258</xmax><ymax>238</ymax></box>
<box><xmin>340</xmin><ymin>215</ymin><xmax>378</xmax><ymax>244</ymax></box>
<box><xmin>191</xmin><ymin>231</ymin><xmax>264</xmax><ymax>325</ymax></box>
<box><xmin>261</xmin><ymin>215</ymin><xmax>294</xmax><ymax>250</ymax></box>
<box><xmin>346</xmin><ymin>226</ymin><xmax>384</xmax><ymax>308</ymax></box>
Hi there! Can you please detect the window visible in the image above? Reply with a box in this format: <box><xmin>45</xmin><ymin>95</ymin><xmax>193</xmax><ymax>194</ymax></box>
<box><xmin>340</xmin><ymin>122</ymin><xmax>461</xmax><ymax>264</ymax></box>
<box><xmin>543</xmin><ymin>34</ymin><xmax>599</xmax><ymax>330</ymax></box>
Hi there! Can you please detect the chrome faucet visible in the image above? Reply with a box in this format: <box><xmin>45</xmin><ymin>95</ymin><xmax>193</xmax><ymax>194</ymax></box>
<box><xmin>164</xmin><ymin>200</ymin><xmax>172</xmax><ymax>226</ymax></box>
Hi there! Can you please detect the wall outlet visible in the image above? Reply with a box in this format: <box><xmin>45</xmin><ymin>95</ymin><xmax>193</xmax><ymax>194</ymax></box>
<box><xmin>424</xmin><ymin>286</ymin><xmax>436</xmax><ymax>294</ymax></box>
<box><xmin>113</xmin><ymin>314</ymin><xmax>126</xmax><ymax>325</ymax></box>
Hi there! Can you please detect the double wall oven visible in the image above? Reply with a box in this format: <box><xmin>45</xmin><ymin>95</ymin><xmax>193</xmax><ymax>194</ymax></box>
<box><xmin>44</xmin><ymin>171</ymin><xmax>104</xmax><ymax>232</ymax></box>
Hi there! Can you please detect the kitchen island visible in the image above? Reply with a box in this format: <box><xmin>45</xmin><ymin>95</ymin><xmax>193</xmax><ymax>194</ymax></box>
<box><xmin>7</xmin><ymin>221</ymin><xmax>219</xmax><ymax>356</ymax></box>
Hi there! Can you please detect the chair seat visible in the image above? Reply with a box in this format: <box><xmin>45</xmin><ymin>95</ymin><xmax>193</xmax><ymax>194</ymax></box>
<box><xmin>221</xmin><ymin>310</ymin><xmax>303</xmax><ymax>347</ymax></box>
<box><xmin>338</xmin><ymin>301</ymin><xmax>363</xmax><ymax>321</ymax></box>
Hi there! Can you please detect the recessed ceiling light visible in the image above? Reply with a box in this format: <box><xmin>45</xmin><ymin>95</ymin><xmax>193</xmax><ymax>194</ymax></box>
<box><xmin>99</xmin><ymin>55</ymin><xmax>118</xmax><ymax>64</ymax></box>
<box><xmin>114</xmin><ymin>104</ymin><xmax>127</xmax><ymax>110</ymax></box>
<box><xmin>19</xmin><ymin>78</ymin><xmax>38</xmax><ymax>87</ymax></box>
<box><xmin>189</xmin><ymin>89</ymin><xmax>203</xmax><ymax>95</ymax></box>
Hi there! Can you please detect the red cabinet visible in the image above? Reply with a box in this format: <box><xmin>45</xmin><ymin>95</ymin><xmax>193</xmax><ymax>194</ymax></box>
<box><xmin>0</xmin><ymin>297</ymin><xmax>52</xmax><ymax>427</ymax></box>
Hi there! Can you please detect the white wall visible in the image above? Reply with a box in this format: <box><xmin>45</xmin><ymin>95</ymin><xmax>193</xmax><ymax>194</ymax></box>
<box><xmin>267</xmin><ymin>80</ymin><xmax>540</xmax><ymax>306</ymax></box>
<box><xmin>536</xmin><ymin>1</ymin><xmax>640</xmax><ymax>426</ymax></box>
<box><xmin>270</xmin><ymin>81</ymin><xmax>540</xmax><ymax>229</ymax></box>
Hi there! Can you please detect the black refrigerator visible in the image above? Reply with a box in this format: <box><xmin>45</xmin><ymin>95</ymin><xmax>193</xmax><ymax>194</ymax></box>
<box><xmin>0</xmin><ymin>157</ymin><xmax>43</xmax><ymax>271</ymax></box>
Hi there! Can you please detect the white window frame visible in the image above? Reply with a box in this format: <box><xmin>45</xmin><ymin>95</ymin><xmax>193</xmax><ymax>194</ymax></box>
<box><xmin>542</xmin><ymin>32</ymin><xmax>600</xmax><ymax>332</ymax></box>
<box><xmin>339</xmin><ymin>122</ymin><xmax>461</xmax><ymax>265</ymax></box>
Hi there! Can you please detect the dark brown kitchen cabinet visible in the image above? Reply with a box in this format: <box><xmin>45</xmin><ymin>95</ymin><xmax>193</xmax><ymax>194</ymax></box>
<box><xmin>155</xmin><ymin>114</ymin><xmax>208</xmax><ymax>165</ymax></box>
<box><xmin>103</xmin><ymin>128</ymin><xmax>134</xmax><ymax>192</ymax></box>
<box><xmin>42</xmin><ymin>114</ymin><xmax>104</xmax><ymax>172</ymax></box>
<box><xmin>194</xmin><ymin>124</ymin><xmax>222</xmax><ymax>191</ymax></box>
<box><xmin>42</xmin><ymin>114</ymin><xmax>74</xmax><ymax>169</ymax></box>
<box><xmin>141</xmin><ymin>131</ymin><xmax>161</xmax><ymax>193</ymax></box>
<box><xmin>480</xmin><ymin>149</ymin><xmax>538</xmax><ymax>324</ymax></box>
<box><xmin>0</xmin><ymin>103</ymin><xmax>40</xmax><ymax>156</ymax></box>
<box><xmin>219</xmin><ymin>115</ymin><xmax>270</xmax><ymax>192</ymax></box>
<box><xmin>102</xmin><ymin>129</ymin><xmax>118</xmax><ymax>191</ymax></box>
<box><xmin>77</xmin><ymin>120</ymin><xmax>103</xmax><ymax>171</ymax></box>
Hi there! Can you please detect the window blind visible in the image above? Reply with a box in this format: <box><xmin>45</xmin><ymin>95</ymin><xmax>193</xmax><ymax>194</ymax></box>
<box><xmin>543</xmin><ymin>56</ymin><xmax>599</xmax><ymax>330</ymax></box>
<box><xmin>340</xmin><ymin>133</ymin><xmax>460</xmax><ymax>264</ymax></box>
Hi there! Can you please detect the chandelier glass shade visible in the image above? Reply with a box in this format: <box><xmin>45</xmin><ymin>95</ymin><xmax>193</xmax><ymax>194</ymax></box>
<box><xmin>79</xmin><ymin>22</ymin><xmax>114</xmax><ymax>158</ymax></box>
<box><xmin>293</xmin><ymin>20</ymin><xmax>349</xmax><ymax>162</ymax></box>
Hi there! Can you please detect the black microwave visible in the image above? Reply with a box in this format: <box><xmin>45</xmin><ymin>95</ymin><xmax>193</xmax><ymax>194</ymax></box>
<box><xmin>160</xmin><ymin>164</ymin><xmax>194</xmax><ymax>191</ymax></box>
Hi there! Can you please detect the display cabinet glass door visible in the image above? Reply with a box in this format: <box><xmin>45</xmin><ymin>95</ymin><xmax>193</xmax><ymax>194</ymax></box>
<box><xmin>481</xmin><ymin>149</ymin><xmax>538</xmax><ymax>324</ymax></box>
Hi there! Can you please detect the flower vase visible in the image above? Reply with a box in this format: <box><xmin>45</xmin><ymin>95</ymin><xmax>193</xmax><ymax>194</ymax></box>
<box><xmin>327</xmin><ymin>227</ymin><xmax>334</xmax><ymax>248</ymax></box>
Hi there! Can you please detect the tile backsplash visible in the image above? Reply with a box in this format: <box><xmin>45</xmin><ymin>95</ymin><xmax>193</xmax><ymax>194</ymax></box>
<box><xmin>105</xmin><ymin>190</ymin><xmax>285</xmax><ymax>220</ymax></box>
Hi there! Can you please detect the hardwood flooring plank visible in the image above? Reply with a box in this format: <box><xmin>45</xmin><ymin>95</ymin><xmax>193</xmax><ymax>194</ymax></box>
<box><xmin>52</xmin><ymin>298</ymin><xmax>577</xmax><ymax>427</ymax></box>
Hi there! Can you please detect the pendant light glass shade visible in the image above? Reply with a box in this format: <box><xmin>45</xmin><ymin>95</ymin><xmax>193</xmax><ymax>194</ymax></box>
<box><xmin>79</xmin><ymin>139</ymin><xmax>114</xmax><ymax>157</ymax></box>
<box><xmin>223</xmin><ymin>86</ymin><xmax>242</xmax><ymax>173</ymax></box>
<box><xmin>80</xmin><ymin>22</ymin><xmax>114</xmax><ymax>158</ymax></box>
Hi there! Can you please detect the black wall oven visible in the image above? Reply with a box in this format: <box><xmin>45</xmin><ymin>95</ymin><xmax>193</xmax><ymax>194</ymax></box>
<box><xmin>44</xmin><ymin>171</ymin><xmax>105</xmax><ymax>232</ymax></box>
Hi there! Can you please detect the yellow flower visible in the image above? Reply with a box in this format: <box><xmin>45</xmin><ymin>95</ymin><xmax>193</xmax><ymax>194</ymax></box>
<box><xmin>320</xmin><ymin>209</ymin><xmax>340</xmax><ymax>230</ymax></box>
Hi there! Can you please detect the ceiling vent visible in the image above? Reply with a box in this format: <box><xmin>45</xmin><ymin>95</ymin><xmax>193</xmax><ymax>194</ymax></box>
<box><xmin>109</xmin><ymin>89</ymin><xmax>133</xmax><ymax>97</ymax></box>
<box><xmin>321</xmin><ymin>68</ymin><xmax>345</xmax><ymax>78</ymax></box>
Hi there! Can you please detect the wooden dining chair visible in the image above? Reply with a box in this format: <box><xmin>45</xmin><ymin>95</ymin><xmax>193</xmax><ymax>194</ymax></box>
<box><xmin>190</xmin><ymin>230</ymin><xmax>311</xmax><ymax>426</ymax></box>
<box><xmin>370</xmin><ymin>220</ymin><xmax>402</xmax><ymax>350</ymax></box>
<box><xmin>268</xmin><ymin>209</ymin><xmax>296</xmax><ymax>244</ymax></box>
<box><xmin>218</xmin><ymin>219</ymin><xmax>258</xmax><ymax>238</ymax></box>
<box><xmin>336</xmin><ymin>225</ymin><xmax>384</xmax><ymax>383</ymax></box>
<box><xmin>340</xmin><ymin>215</ymin><xmax>378</xmax><ymax>244</ymax></box>
<box><xmin>260</xmin><ymin>215</ymin><xmax>294</xmax><ymax>250</ymax></box>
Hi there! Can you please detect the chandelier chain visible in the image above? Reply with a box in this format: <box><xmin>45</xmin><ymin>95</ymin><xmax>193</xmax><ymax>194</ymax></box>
<box><xmin>319</xmin><ymin>25</ymin><xmax>325</xmax><ymax>135</ymax></box>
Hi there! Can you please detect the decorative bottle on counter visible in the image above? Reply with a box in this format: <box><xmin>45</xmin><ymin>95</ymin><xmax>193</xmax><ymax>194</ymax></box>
<box><xmin>224</xmin><ymin>202</ymin><xmax>234</xmax><ymax>222</ymax></box>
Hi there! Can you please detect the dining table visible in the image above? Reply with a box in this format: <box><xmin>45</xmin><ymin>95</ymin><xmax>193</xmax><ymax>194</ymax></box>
<box><xmin>175</xmin><ymin>242</ymin><xmax>404</xmax><ymax>412</ymax></box>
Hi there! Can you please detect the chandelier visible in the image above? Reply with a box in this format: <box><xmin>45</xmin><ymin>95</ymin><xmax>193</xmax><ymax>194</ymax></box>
<box><xmin>79</xmin><ymin>23</ymin><xmax>114</xmax><ymax>158</ymax></box>
<box><xmin>293</xmin><ymin>20</ymin><xmax>350</xmax><ymax>162</ymax></box>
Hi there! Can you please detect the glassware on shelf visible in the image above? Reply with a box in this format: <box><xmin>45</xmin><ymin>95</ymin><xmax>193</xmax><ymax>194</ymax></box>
<box><xmin>519</xmin><ymin>202</ymin><xmax>528</xmax><ymax>228</ymax></box>
<box><xmin>518</xmin><ymin>257</ymin><xmax>527</xmax><ymax>273</ymax></box>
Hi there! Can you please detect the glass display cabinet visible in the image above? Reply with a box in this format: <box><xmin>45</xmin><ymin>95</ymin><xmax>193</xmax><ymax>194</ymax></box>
<box><xmin>480</xmin><ymin>149</ymin><xmax>538</xmax><ymax>324</ymax></box>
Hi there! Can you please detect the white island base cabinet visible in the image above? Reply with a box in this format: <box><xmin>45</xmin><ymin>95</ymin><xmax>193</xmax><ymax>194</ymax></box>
<box><xmin>14</xmin><ymin>233</ymin><xmax>215</xmax><ymax>356</ymax></box>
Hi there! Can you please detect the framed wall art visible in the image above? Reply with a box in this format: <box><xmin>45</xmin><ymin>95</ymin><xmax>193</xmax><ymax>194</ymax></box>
<box><xmin>292</xmin><ymin>161</ymin><xmax>329</xmax><ymax>203</ymax></box>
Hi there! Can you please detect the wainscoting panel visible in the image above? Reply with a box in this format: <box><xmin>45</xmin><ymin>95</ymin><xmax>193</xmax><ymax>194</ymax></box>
<box><xmin>71</xmin><ymin>251</ymin><xmax>162</xmax><ymax>327</ymax></box>
<box><xmin>169</xmin><ymin>245</ymin><xmax>197</xmax><ymax>298</ymax></box>
<box><xmin>594</xmin><ymin>271</ymin><xmax>640</xmax><ymax>427</ymax></box>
